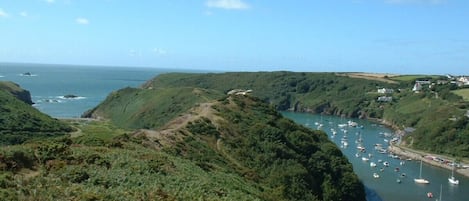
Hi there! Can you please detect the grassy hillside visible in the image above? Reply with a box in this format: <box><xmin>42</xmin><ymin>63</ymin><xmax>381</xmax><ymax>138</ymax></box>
<box><xmin>453</xmin><ymin>88</ymin><xmax>469</xmax><ymax>101</ymax></box>
<box><xmin>0</xmin><ymin>83</ymin><xmax>72</xmax><ymax>145</ymax></box>
<box><xmin>83</xmin><ymin>87</ymin><xmax>224</xmax><ymax>129</ymax></box>
<box><xmin>143</xmin><ymin>72</ymin><xmax>397</xmax><ymax>118</ymax></box>
<box><xmin>1</xmin><ymin>95</ymin><xmax>365</xmax><ymax>201</ymax></box>
<box><xmin>0</xmin><ymin>81</ymin><xmax>33</xmax><ymax>104</ymax></box>
<box><xmin>137</xmin><ymin>72</ymin><xmax>469</xmax><ymax>158</ymax></box>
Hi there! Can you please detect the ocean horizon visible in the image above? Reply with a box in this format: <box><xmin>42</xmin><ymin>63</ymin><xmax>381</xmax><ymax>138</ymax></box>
<box><xmin>0</xmin><ymin>62</ymin><xmax>212</xmax><ymax>118</ymax></box>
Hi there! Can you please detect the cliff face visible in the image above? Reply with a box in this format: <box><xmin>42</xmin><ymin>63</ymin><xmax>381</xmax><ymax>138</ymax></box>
<box><xmin>0</xmin><ymin>81</ymin><xmax>34</xmax><ymax>104</ymax></box>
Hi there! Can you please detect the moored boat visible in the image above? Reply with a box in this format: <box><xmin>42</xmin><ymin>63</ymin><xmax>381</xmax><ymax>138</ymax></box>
<box><xmin>414</xmin><ymin>160</ymin><xmax>430</xmax><ymax>184</ymax></box>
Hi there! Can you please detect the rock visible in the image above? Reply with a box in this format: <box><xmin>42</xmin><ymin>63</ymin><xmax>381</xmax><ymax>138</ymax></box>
<box><xmin>0</xmin><ymin>81</ymin><xmax>34</xmax><ymax>105</ymax></box>
<box><xmin>64</xmin><ymin>94</ymin><xmax>79</xmax><ymax>99</ymax></box>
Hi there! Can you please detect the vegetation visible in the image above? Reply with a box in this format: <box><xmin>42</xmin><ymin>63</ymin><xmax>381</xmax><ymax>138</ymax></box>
<box><xmin>83</xmin><ymin>87</ymin><xmax>224</xmax><ymax>129</ymax></box>
<box><xmin>0</xmin><ymin>83</ymin><xmax>72</xmax><ymax>145</ymax></box>
<box><xmin>453</xmin><ymin>88</ymin><xmax>469</xmax><ymax>101</ymax></box>
<box><xmin>133</xmin><ymin>72</ymin><xmax>469</xmax><ymax>158</ymax></box>
<box><xmin>1</xmin><ymin>94</ymin><xmax>365</xmax><ymax>201</ymax></box>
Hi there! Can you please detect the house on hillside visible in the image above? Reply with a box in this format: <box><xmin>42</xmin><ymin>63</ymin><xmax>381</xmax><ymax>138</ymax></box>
<box><xmin>458</xmin><ymin>76</ymin><xmax>469</xmax><ymax>86</ymax></box>
<box><xmin>416</xmin><ymin>80</ymin><xmax>431</xmax><ymax>85</ymax></box>
<box><xmin>227</xmin><ymin>89</ymin><xmax>253</xmax><ymax>96</ymax></box>
<box><xmin>377</xmin><ymin>88</ymin><xmax>394</xmax><ymax>94</ymax></box>
<box><xmin>412</xmin><ymin>82</ymin><xmax>422</xmax><ymax>92</ymax></box>
<box><xmin>377</xmin><ymin>96</ymin><xmax>393</xmax><ymax>102</ymax></box>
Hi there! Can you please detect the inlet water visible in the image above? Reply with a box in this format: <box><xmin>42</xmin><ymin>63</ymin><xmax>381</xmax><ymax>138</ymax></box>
<box><xmin>282</xmin><ymin>112</ymin><xmax>469</xmax><ymax>201</ymax></box>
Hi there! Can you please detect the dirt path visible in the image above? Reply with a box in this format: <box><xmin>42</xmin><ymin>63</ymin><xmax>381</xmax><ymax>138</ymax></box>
<box><xmin>141</xmin><ymin>102</ymin><xmax>218</xmax><ymax>147</ymax></box>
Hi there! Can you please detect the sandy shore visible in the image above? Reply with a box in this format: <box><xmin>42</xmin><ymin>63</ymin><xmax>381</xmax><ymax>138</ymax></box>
<box><xmin>388</xmin><ymin>144</ymin><xmax>469</xmax><ymax>178</ymax></box>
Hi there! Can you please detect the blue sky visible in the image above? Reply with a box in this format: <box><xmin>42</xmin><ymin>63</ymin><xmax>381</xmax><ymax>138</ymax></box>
<box><xmin>1</xmin><ymin>0</ymin><xmax>468</xmax><ymax>74</ymax></box>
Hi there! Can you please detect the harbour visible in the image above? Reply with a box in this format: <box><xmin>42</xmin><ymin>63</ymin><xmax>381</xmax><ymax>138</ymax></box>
<box><xmin>282</xmin><ymin>111</ymin><xmax>469</xmax><ymax>201</ymax></box>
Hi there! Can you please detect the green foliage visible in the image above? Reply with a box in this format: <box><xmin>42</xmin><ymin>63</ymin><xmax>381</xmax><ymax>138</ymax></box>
<box><xmin>0</xmin><ymin>131</ymin><xmax>264</xmax><ymax>201</ymax></box>
<box><xmin>84</xmin><ymin>87</ymin><xmax>224</xmax><ymax>129</ymax></box>
<box><xmin>0</xmin><ymin>86</ymin><xmax>72</xmax><ymax>145</ymax></box>
<box><xmin>453</xmin><ymin>88</ymin><xmax>469</xmax><ymax>101</ymax></box>
<box><xmin>135</xmin><ymin>72</ymin><xmax>469</xmax><ymax>158</ymax></box>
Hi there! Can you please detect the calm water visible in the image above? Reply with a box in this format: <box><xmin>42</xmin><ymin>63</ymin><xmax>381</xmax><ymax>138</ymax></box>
<box><xmin>0</xmin><ymin>63</ymin><xmax>205</xmax><ymax>117</ymax></box>
<box><xmin>1</xmin><ymin>63</ymin><xmax>467</xmax><ymax>200</ymax></box>
<box><xmin>282</xmin><ymin>112</ymin><xmax>469</xmax><ymax>201</ymax></box>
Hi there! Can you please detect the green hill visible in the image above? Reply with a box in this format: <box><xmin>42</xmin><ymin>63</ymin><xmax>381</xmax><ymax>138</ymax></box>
<box><xmin>1</xmin><ymin>93</ymin><xmax>365</xmax><ymax>201</ymax></box>
<box><xmin>0</xmin><ymin>81</ymin><xmax>72</xmax><ymax>145</ymax></box>
<box><xmin>95</xmin><ymin>72</ymin><xmax>469</xmax><ymax>158</ymax></box>
<box><xmin>83</xmin><ymin>86</ymin><xmax>225</xmax><ymax>129</ymax></box>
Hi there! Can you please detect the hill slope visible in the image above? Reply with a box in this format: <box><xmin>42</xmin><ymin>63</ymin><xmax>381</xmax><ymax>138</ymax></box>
<box><xmin>0</xmin><ymin>81</ymin><xmax>72</xmax><ymax>145</ymax></box>
<box><xmin>1</xmin><ymin>93</ymin><xmax>365</xmax><ymax>201</ymax></box>
<box><xmin>136</xmin><ymin>72</ymin><xmax>469</xmax><ymax>158</ymax></box>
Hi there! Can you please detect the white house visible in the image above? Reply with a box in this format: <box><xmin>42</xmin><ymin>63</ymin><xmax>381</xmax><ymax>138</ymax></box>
<box><xmin>412</xmin><ymin>82</ymin><xmax>422</xmax><ymax>92</ymax></box>
<box><xmin>377</xmin><ymin>96</ymin><xmax>393</xmax><ymax>102</ymax></box>
<box><xmin>377</xmin><ymin>88</ymin><xmax>394</xmax><ymax>94</ymax></box>
<box><xmin>458</xmin><ymin>76</ymin><xmax>469</xmax><ymax>85</ymax></box>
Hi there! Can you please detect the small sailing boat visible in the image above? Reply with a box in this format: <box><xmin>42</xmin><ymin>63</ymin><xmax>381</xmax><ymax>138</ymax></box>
<box><xmin>414</xmin><ymin>160</ymin><xmax>430</xmax><ymax>184</ymax></box>
<box><xmin>448</xmin><ymin>161</ymin><xmax>459</xmax><ymax>185</ymax></box>
<box><xmin>373</xmin><ymin>173</ymin><xmax>380</xmax><ymax>178</ymax></box>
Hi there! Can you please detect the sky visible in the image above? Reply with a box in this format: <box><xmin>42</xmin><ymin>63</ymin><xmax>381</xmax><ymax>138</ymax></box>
<box><xmin>1</xmin><ymin>0</ymin><xmax>468</xmax><ymax>74</ymax></box>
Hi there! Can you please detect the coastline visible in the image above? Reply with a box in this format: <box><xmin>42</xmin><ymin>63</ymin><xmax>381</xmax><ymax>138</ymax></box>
<box><xmin>365</xmin><ymin>116</ymin><xmax>469</xmax><ymax>178</ymax></box>
<box><xmin>388</xmin><ymin>144</ymin><xmax>469</xmax><ymax>178</ymax></box>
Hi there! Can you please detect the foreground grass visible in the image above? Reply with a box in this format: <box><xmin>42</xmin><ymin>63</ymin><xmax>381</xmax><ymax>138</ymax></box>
<box><xmin>0</xmin><ymin>121</ymin><xmax>263</xmax><ymax>201</ymax></box>
<box><xmin>453</xmin><ymin>88</ymin><xmax>469</xmax><ymax>101</ymax></box>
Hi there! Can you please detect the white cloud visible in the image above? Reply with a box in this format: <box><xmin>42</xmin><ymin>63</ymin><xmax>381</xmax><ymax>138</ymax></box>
<box><xmin>385</xmin><ymin>0</ymin><xmax>446</xmax><ymax>4</ymax></box>
<box><xmin>206</xmin><ymin>0</ymin><xmax>250</xmax><ymax>10</ymax></box>
<box><xmin>76</xmin><ymin>17</ymin><xmax>89</xmax><ymax>25</ymax></box>
<box><xmin>19</xmin><ymin>11</ymin><xmax>28</xmax><ymax>17</ymax></box>
<box><xmin>0</xmin><ymin>8</ymin><xmax>9</xmax><ymax>18</ymax></box>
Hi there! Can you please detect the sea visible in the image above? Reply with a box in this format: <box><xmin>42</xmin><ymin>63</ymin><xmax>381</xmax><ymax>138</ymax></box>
<box><xmin>0</xmin><ymin>63</ymin><xmax>206</xmax><ymax>118</ymax></box>
<box><xmin>1</xmin><ymin>63</ymin><xmax>468</xmax><ymax>201</ymax></box>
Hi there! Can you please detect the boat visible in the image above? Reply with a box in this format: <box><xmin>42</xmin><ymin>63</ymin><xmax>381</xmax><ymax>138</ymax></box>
<box><xmin>373</xmin><ymin>173</ymin><xmax>380</xmax><ymax>178</ymax></box>
<box><xmin>348</xmin><ymin>120</ymin><xmax>358</xmax><ymax>127</ymax></box>
<box><xmin>414</xmin><ymin>160</ymin><xmax>430</xmax><ymax>184</ymax></box>
<box><xmin>355</xmin><ymin>153</ymin><xmax>360</xmax><ymax>158</ymax></box>
<box><xmin>396</xmin><ymin>178</ymin><xmax>401</xmax><ymax>183</ymax></box>
<box><xmin>362</xmin><ymin>157</ymin><xmax>369</xmax><ymax>162</ymax></box>
<box><xmin>370</xmin><ymin>162</ymin><xmax>377</xmax><ymax>167</ymax></box>
<box><xmin>338</xmin><ymin>123</ymin><xmax>348</xmax><ymax>128</ymax></box>
<box><xmin>383</xmin><ymin>161</ymin><xmax>389</xmax><ymax>167</ymax></box>
<box><xmin>427</xmin><ymin>192</ymin><xmax>433</xmax><ymax>198</ymax></box>
<box><xmin>448</xmin><ymin>161</ymin><xmax>460</xmax><ymax>185</ymax></box>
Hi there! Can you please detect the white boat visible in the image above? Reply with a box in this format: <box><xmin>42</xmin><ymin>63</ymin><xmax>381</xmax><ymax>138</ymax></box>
<box><xmin>370</xmin><ymin>162</ymin><xmax>377</xmax><ymax>167</ymax></box>
<box><xmin>414</xmin><ymin>160</ymin><xmax>430</xmax><ymax>184</ymax></box>
<box><xmin>373</xmin><ymin>173</ymin><xmax>380</xmax><ymax>178</ymax></box>
<box><xmin>348</xmin><ymin>120</ymin><xmax>358</xmax><ymax>127</ymax></box>
<box><xmin>355</xmin><ymin>153</ymin><xmax>361</xmax><ymax>158</ymax></box>
<box><xmin>362</xmin><ymin>157</ymin><xmax>369</xmax><ymax>162</ymax></box>
<box><xmin>448</xmin><ymin>161</ymin><xmax>460</xmax><ymax>185</ymax></box>
<box><xmin>383</xmin><ymin>161</ymin><xmax>389</xmax><ymax>167</ymax></box>
<box><xmin>338</xmin><ymin>123</ymin><xmax>348</xmax><ymax>128</ymax></box>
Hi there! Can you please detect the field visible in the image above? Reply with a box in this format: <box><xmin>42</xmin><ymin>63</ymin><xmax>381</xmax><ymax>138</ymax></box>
<box><xmin>391</xmin><ymin>75</ymin><xmax>441</xmax><ymax>82</ymax></box>
<box><xmin>337</xmin><ymin>72</ymin><xmax>399</xmax><ymax>84</ymax></box>
<box><xmin>452</xmin><ymin>88</ymin><xmax>469</xmax><ymax>101</ymax></box>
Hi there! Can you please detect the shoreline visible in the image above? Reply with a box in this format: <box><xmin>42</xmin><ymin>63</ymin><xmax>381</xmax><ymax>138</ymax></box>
<box><xmin>388</xmin><ymin>144</ymin><xmax>469</xmax><ymax>178</ymax></box>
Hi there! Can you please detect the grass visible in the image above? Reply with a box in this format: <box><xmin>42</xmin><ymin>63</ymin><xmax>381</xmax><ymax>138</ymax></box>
<box><xmin>391</xmin><ymin>75</ymin><xmax>441</xmax><ymax>82</ymax></box>
<box><xmin>452</xmin><ymin>88</ymin><xmax>469</xmax><ymax>101</ymax></box>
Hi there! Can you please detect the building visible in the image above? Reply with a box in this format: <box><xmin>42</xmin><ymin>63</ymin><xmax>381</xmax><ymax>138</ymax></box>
<box><xmin>377</xmin><ymin>96</ymin><xmax>393</xmax><ymax>102</ymax></box>
<box><xmin>377</xmin><ymin>88</ymin><xmax>394</xmax><ymax>94</ymax></box>
<box><xmin>412</xmin><ymin>82</ymin><xmax>422</xmax><ymax>92</ymax></box>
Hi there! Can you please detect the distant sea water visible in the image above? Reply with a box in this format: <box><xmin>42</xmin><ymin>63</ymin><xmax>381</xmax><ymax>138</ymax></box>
<box><xmin>0</xmin><ymin>63</ymin><xmax>209</xmax><ymax>118</ymax></box>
